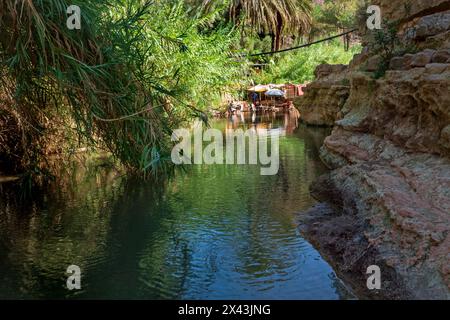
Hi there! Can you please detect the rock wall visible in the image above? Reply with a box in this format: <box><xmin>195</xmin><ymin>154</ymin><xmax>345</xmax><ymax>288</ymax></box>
<box><xmin>294</xmin><ymin>64</ymin><xmax>350</xmax><ymax>126</ymax></box>
<box><xmin>373</xmin><ymin>0</ymin><xmax>450</xmax><ymax>28</ymax></box>
<box><xmin>297</xmin><ymin>0</ymin><xmax>450</xmax><ymax>299</ymax></box>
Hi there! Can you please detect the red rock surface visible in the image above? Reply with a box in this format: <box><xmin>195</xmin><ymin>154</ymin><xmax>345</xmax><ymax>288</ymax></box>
<box><xmin>297</xmin><ymin>0</ymin><xmax>450</xmax><ymax>299</ymax></box>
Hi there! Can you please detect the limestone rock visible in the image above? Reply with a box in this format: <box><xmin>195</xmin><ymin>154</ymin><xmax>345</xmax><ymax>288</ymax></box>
<box><xmin>373</xmin><ymin>0</ymin><xmax>450</xmax><ymax>28</ymax></box>
<box><xmin>432</xmin><ymin>49</ymin><xmax>450</xmax><ymax>62</ymax></box>
<box><xmin>350</xmin><ymin>50</ymin><xmax>370</xmax><ymax>69</ymax></box>
<box><xmin>440</xmin><ymin>125</ymin><xmax>450</xmax><ymax>150</ymax></box>
<box><xmin>425</xmin><ymin>62</ymin><xmax>450</xmax><ymax>73</ymax></box>
<box><xmin>300</xmin><ymin>146</ymin><xmax>450</xmax><ymax>299</ymax></box>
<box><xmin>418</xmin><ymin>30</ymin><xmax>450</xmax><ymax>50</ymax></box>
<box><xmin>314</xmin><ymin>64</ymin><xmax>348</xmax><ymax>79</ymax></box>
<box><xmin>298</xmin><ymin>0</ymin><xmax>450</xmax><ymax>300</ymax></box>
<box><xmin>413</xmin><ymin>11</ymin><xmax>450</xmax><ymax>39</ymax></box>
<box><xmin>294</xmin><ymin>82</ymin><xmax>350</xmax><ymax>126</ymax></box>
<box><xmin>365</xmin><ymin>55</ymin><xmax>383</xmax><ymax>72</ymax></box>
<box><xmin>411</xmin><ymin>51</ymin><xmax>434</xmax><ymax>67</ymax></box>
<box><xmin>389</xmin><ymin>54</ymin><xmax>413</xmax><ymax>70</ymax></box>
<box><xmin>294</xmin><ymin>64</ymin><xmax>351</xmax><ymax>126</ymax></box>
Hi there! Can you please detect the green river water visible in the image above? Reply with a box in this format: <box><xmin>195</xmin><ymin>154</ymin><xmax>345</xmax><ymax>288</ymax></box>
<box><xmin>0</xmin><ymin>112</ymin><xmax>354</xmax><ymax>299</ymax></box>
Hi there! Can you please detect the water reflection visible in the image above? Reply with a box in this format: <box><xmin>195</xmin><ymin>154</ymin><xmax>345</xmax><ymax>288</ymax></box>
<box><xmin>0</xmin><ymin>112</ymin><xmax>353</xmax><ymax>299</ymax></box>
<box><xmin>227</xmin><ymin>110</ymin><xmax>299</xmax><ymax>135</ymax></box>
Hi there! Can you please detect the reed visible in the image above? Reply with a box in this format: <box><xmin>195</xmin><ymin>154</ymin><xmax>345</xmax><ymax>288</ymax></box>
<box><xmin>0</xmin><ymin>0</ymin><xmax>242</xmax><ymax>180</ymax></box>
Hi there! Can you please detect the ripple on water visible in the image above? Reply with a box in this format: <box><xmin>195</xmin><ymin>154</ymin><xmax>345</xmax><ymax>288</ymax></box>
<box><xmin>0</xmin><ymin>114</ymin><xmax>354</xmax><ymax>299</ymax></box>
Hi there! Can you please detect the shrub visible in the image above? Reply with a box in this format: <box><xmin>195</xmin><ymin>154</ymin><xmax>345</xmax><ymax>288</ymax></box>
<box><xmin>254</xmin><ymin>40</ymin><xmax>361</xmax><ymax>84</ymax></box>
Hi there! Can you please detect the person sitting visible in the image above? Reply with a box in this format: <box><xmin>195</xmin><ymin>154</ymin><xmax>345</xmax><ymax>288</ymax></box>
<box><xmin>251</xmin><ymin>92</ymin><xmax>259</xmax><ymax>107</ymax></box>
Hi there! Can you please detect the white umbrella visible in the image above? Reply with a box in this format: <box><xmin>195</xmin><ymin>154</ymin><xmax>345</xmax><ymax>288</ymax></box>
<box><xmin>265</xmin><ymin>89</ymin><xmax>285</xmax><ymax>109</ymax></box>
<box><xmin>265</xmin><ymin>89</ymin><xmax>285</xmax><ymax>97</ymax></box>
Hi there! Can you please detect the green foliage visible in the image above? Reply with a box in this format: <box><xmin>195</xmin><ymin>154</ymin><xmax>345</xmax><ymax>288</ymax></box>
<box><xmin>0</xmin><ymin>0</ymin><xmax>244</xmax><ymax>178</ymax></box>
<box><xmin>0</xmin><ymin>0</ymin><xmax>364</xmax><ymax>182</ymax></box>
<box><xmin>201</xmin><ymin>0</ymin><xmax>313</xmax><ymax>51</ymax></box>
<box><xmin>310</xmin><ymin>0</ymin><xmax>359</xmax><ymax>38</ymax></box>
<box><xmin>370</xmin><ymin>21</ymin><xmax>400</xmax><ymax>60</ymax></box>
<box><xmin>366</xmin><ymin>20</ymin><xmax>418</xmax><ymax>79</ymax></box>
<box><xmin>254</xmin><ymin>40</ymin><xmax>361</xmax><ymax>84</ymax></box>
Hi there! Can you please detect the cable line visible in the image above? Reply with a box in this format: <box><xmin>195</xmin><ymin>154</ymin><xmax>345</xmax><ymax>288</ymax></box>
<box><xmin>247</xmin><ymin>29</ymin><xmax>358</xmax><ymax>57</ymax></box>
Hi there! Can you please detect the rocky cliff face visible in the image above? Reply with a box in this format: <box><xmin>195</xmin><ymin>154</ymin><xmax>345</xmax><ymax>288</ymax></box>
<box><xmin>297</xmin><ymin>0</ymin><xmax>450</xmax><ymax>299</ymax></box>
<box><xmin>374</xmin><ymin>0</ymin><xmax>450</xmax><ymax>30</ymax></box>
<box><xmin>294</xmin><ymin>65</ymin><xmax>350</xmax><ymax>126</ymax></box>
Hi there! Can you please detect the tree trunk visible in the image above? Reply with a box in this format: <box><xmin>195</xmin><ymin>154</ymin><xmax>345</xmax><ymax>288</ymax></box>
<box><xmin>270</xmin><ymin>33</ymin><xmax>276</xmax><ymax>52</ymax></box>
<box><xmin>274</xmin><ymin>12</ymin><xmax>283</xmax><ymax>52</ymax></box>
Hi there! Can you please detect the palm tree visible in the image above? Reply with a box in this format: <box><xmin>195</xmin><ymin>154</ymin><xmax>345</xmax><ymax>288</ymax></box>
<box><xmin>202</xmin><ymin>0</ymin><xmax>313</xmax><ymax>52</ymax></box>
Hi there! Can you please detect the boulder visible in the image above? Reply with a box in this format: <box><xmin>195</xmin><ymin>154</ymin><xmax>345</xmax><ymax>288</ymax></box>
<box><xmin>425</xmin><ymin>62</ymin><xmax>450</xmax><ymax>73</ymax></box>
<box><xmin>365</xmin><ymin>55</ymin><xmax>383</xmax><ymax>72</ymax></box>
<box><xmin>440</xmin><ymin>125</ymin><xmax>450</xmax><ymax>150</ymax></box>
<box><xmin>413</xmin><ymin>11</ymin><xmax>450</xmax><ymax>40</ymax></box>
<box><xmin>389</xmin><ymin>54</ymin><xmax>414</xmax><ymax>70</ymax></box>
<box><xmin>432</xmin><ymin>49</ymin><xmax>450</xmax><ymax>62</ymax></box>
<box><xmin>411</xmin><ymin>51</ymin><xmax>434</xmax><ymax>67</ymax></box>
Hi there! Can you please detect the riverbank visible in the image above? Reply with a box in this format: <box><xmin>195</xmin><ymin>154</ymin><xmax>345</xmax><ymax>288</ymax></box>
<box><xmin>298</xmin><ymin>148</ymin><xmax>450</xmax><ymax>299</ymax></box>
<box><xmin>295</xmin><ymin>0</ymin><xmax>450</xmax><ymax>299</ymax></box>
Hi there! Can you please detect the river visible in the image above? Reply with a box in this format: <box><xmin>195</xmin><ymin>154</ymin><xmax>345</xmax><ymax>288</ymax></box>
<box><xmin>0</xmin><ymin>112</ymin><xmax>354</xmax><ymax>299</ymax></box>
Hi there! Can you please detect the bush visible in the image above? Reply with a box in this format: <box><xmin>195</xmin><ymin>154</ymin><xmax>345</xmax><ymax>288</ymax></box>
<box><xmin>0</xmin><ymin>0</ymin><xmax>243</xmax><ymax>179</ymax></box>
<box><xmin>254</xmin><ymin>40</ymin><xmax>361</xmax><ymax>84</ymax></box>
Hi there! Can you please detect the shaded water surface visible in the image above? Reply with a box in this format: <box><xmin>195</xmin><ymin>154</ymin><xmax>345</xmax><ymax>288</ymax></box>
<box><xmin>0</xmin><ymin>112</ymin><xmax>354</xmax><ymax>299</ymax></box>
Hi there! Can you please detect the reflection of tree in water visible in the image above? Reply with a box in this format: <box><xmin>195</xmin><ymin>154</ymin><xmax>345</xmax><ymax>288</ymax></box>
<box><xmin>0</xmin><ymin>163</ymin><xmax>125</xmax><ymax>298</ymax></box>
<box><xmin>102</xmin><ymin>179</ymin><xmax>200</xmax><ymax>299</ymax></box>
<box><xmin>158</xmin><ymin>116</ymin><xmax>333</xmax><ymax>297</ymax></box>
<box><xmin>72</xmin><ymin>178</ymin><xmax>172</xmax><ymax>299</ymax></box>
<box><xmin>295</xmin><ymin>124</ymin><xmax>332</xmax><ymax>161</ymax></box>
<box><xmin>0</xmin><ymin>116</ymin><xmax>344</xmax><ymax>299</ymax></box>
